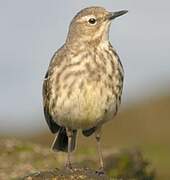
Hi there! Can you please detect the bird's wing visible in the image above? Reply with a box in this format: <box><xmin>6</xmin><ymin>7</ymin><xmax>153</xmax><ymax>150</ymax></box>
<box><xmin>43</xmin><ymin>70</ymin><xmax>60</xmax><ymax>133</ymax></box>
<box><xmin>42</xmin><ymin>50</ymin><xmax>62</xmax><ymax>134</ymax></box>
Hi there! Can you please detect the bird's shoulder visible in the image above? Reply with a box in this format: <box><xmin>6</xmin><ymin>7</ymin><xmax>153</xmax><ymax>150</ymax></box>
<box><xmin>108</xmin><ymin>42</ymin><xmax>124</xmax><ymax>74</ymax></box>
<box><xmin>42</xmin><ymin>44</ymin><xmax>67</xmax><ymax>103</ymax></box>
<box><xmin>48</xmin><ymin>44</ymin><xmax>67</xmax><ymax>72</ymax></box>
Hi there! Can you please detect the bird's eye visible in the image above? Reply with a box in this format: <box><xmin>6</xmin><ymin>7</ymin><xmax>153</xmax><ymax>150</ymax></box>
<box><xmin>88</xmin><ymin>18</ymin><xmax>97</xmax><ymax>25</ymax></box>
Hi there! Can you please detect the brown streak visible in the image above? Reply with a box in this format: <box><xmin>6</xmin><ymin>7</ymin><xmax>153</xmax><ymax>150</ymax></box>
<box><xmin>79</xmin><ymin>80</ymin><xmax>84</xmax><ymax>90</ymax></box>
<box><xmin>63</xmin><ymin>70</ymin><xmax>86</xmax><ymax>81</ymax></box>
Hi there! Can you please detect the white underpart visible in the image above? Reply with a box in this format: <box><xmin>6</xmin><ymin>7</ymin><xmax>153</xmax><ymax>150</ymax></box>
<box><xmin>93</xmin><ymin>21</ymin><xmax>111</xmax><ymax>42</ymax></box>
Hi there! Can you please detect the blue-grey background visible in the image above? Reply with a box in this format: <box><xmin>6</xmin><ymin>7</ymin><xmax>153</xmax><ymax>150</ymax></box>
<box><xmin>0</xmin><ymin>0</ymin><xmax>169</xmax><ymax>134</ymax></box>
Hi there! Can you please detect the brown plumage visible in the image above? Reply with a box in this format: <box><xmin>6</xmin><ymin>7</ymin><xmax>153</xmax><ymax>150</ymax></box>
<box><xmin>42</xmin><ymin>6</ymin><xmax>127</xmax><ymax>171</ymax></box>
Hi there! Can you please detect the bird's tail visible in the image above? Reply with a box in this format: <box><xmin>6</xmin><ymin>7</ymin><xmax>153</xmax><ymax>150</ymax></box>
<box><xmin>51</xmin><ymin>127</ymin><xmax>77</xmax><ymax>152</ymax></box>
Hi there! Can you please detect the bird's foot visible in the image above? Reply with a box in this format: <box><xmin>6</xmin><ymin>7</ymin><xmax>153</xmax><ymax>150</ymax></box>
<box><xmin>96</xmin><ymin>167</ymin><xmax>105</xmax><ymax>176</ymax></box>
<box><xmin>65</xmin><ymin>162</ymin><xmax>73</xmax><ymax>171</ymax></box>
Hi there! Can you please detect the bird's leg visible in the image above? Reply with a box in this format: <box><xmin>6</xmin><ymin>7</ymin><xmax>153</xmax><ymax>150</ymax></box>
<box><xmin>65</xmin><ymin>128</ymin><xmax>73</xmax><ymax>169</ymax></box>
<box><xmin>95</xmin><ymin>128</ymin><xmax>104</xmax><ymax>174</ymax></box>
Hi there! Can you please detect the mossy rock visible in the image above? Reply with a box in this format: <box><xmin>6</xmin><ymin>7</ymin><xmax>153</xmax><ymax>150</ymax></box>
<box><xmin>22</xmin><ymin>168</ymin><xmax>109</xmax><ymax>180</ymax></box>
<box><xmin>105</xmin><ymin>150</ymin><xmax>155</xmax><ymax>179</ymax></box>
<box><xmin>0</xmin><ymin>138</ymin><xmax>155</xmax><ymax>179</ymax></box>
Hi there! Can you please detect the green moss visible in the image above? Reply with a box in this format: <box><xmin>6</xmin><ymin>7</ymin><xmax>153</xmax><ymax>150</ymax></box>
<box><xmin>77</xmin><ymin>147</ymin><xmax>96</xmax><ymax>155</ymax></box>
<box><xmin>107</xmin><ymin>150</ymin><xmax>155</xmax><ymax>179</ymax></box>
<box><xmin>15</xmin><ymin>145</ymin><xmax>34</xmax><ymax>152</ymax></box>
<box><xmin>0</xmin><ymin>138</ymin><xmax>155</xmax><ymax>179</ymax></box>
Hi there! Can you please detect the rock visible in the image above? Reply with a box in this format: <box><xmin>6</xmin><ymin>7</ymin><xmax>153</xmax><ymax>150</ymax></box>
<box><xmin>0</xmin><ymin>138</ymin><xmax>155</xmax><ymax>180</ymax></box>
<box><xmin>22</xmin><ymin>168</ymin><xmax>109</xmax><ymax>180</ymax></box>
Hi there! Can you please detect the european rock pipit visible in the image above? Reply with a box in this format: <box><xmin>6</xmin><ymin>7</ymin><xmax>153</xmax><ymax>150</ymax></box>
<box><xmin>43</xmin><ymin>6</ymin><xmax>127</xmax><ymax>172</ymax></box>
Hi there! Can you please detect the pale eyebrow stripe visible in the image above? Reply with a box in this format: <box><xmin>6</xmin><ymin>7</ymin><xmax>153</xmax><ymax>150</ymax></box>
<box><xmin>78</xmin><ymin>15</ymin><xmax>96</xmax><ymax>22</ymax></box>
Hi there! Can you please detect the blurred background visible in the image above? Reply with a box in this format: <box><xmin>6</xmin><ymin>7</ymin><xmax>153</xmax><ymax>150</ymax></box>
<box><xmin>0</xmin><ymin>0</ymin><xmax>170</xmax><ymax>179</ymax></box>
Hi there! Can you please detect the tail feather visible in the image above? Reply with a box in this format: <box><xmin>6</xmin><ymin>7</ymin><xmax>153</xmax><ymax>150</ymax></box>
<box><xmin>51</xmin><ymin>127</ymin><xmax>77</xmax><ymax>152</ymax></box>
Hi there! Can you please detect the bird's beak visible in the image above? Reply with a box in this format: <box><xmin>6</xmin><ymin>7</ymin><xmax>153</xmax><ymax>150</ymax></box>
<box><xmin>108</xmin><ymin>10</ymin><xmax>128</xmax><ymax>20</ymax></box>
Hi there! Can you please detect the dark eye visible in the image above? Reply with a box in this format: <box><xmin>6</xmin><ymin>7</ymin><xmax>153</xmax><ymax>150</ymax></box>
<box><xmin>88</xmin><ymin>18</ymin><xmax>96</xmax><ymax>25</ymax></box>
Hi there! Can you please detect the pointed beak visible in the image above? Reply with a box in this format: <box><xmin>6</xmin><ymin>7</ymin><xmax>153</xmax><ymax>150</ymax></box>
<box><xmin>108</xmin><ymin>10</ymin><xmax>128</xmax><ymax>20</ymax></box>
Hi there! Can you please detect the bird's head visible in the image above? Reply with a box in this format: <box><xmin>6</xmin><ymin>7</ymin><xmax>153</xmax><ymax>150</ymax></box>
<box><xmin>66</xmin><ymin>7</ymin><xmax>128</xmax><ymax>46</ymax></box>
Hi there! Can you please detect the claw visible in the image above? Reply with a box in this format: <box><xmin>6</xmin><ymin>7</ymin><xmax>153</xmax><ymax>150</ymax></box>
<box><xmin>65</xmin><ymin>162</ymin><xmax>73</xmax><ymax>170</ymax></box>
<box><xmin>96</xmin><ymin>167</ymin><xmax>105</xmax><ymax>176</ymax></box>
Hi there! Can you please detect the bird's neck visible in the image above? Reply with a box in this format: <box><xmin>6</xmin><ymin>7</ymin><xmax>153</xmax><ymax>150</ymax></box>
<box><xmin>66</xmin><ymin>38</ymin><xmax>110</xmax><ymax>53</ymax></box>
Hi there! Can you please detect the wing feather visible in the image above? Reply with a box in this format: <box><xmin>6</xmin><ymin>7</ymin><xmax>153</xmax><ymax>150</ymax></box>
<box><xmin>42</xmin><ymin>45</ymin><xmax>66</xmax><ymax>133</ymax></box>
<box><xmin>42</xmin><ymin>62</ymin><xmax>60</xmax><ymax>133</ymax></box>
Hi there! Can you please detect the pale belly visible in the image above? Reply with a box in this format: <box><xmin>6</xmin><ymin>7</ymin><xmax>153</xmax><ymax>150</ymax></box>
<box><xmin>52</xmin><ymin>81</ymin><xmax>117</xmax><ymax>130</ymax></box>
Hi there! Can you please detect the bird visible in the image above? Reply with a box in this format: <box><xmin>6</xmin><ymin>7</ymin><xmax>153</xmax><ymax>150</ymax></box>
<box><xmin>42</xmin><ymin>6</ymin><xmax>127</xmax><ymax>172</ymax></box>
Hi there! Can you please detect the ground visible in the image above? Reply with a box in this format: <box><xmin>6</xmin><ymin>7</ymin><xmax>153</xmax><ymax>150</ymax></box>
<box><xmin>0</xmin><ymin>138</ymin><xmax>154</xmax><ymax>180</ymax></box>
